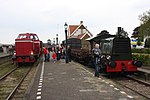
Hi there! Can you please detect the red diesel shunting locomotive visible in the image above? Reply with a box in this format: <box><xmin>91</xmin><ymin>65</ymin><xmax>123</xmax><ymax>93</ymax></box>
<box><xmin>12</xmin><ymin>33</ymin><xmax>42</xmax><ymax>64</ymax></box>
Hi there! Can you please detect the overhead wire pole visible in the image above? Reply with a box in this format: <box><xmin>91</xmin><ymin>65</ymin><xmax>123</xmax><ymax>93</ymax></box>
<box><xmin>56</xmin><ymin>24</ymin><xmax>59</xmax><ymax>45</ymax></box>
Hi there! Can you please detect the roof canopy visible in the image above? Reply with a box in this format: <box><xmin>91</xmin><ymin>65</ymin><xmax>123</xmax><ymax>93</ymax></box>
<box><xmin>87</xmin><ymin>33</ymin><xmax>116</xmax><ymax>43</ymax></box>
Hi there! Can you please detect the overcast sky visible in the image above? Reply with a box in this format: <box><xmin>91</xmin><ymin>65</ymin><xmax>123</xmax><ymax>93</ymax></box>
<box><xmin>0</xmin><ymin>0</ymin><xmax>149</xmax><ymax>44</ymax></box>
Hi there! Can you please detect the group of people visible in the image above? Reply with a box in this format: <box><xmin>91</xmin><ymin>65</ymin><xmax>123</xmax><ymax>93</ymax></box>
<box><xmin>43</xmin><ymin>45</ymin><xmax>72</xmax><ymax>63</ymax></box>
<box><xmin>43</xmin><ymin>47</ymin><xmax>57</xmax><ymax>63</ymax></box>
<box><xmin>43</xmin><ymin>43</ymin><xmax>101</xmax><ymax>77</ymax></box>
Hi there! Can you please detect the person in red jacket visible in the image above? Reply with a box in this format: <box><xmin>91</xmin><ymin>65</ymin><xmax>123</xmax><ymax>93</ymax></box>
<box><xmin>43</xmin><ymin>47</ymin><xmax>48</xmax><ymax>62</ymax></box>
<box><xmin>52</xmin><ymin>51</ymin><xmax>56</xmax><ymax>63</ymax></box>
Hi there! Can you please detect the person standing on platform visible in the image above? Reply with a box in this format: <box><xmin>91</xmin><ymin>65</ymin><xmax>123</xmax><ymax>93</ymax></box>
<box><xmin>47</xmin><ymin>50</ymin><xmax>50</xmax><ymax>62</ymax></box>
<box><xmin>67</xmin><ymin>45</ymin><xmax>71</xmax><ymax>62</ymax></box>
<box><xmin>52</xmin><ymin>51</ymin><xmax>56</xmax><ymax>63</ymax></box>
<box><xmin>51</xmin><ymin>47</ymin><xmax>56</xmax><ymax>63</ymax></box>
<box><xmin>60</xmin><ymin>45</ymin><xmax>63</xmax><ymax>59</ymax></box>
<box><xmin>56</xmin><ymin>45</ymin><xmax>60</xmax><ymax>60</ymax></box>
<box><xmin>92</xmin><ymin>44</ymin><xmax>101</xmax><ymax>77</ymax></box>
<box><xmin>49</xmin><ymin>49</ymin><xmax>53</xmax><ymax>61</ymax></box>
<box><xmin>62</xmin><ymin>46</ymin><xmax>65</xmax><ymax>59</ymax></box>
<box><xmin>43</xmin><ymin>47</ymin><xmax>48</xmax><ymax>62</ymax></box>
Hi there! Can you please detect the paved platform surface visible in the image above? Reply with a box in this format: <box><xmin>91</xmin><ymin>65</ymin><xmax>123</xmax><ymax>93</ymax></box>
<box><xmin>138</xmin><ymin>68</ymin><xmax>150</xmax><ymax>74</ymax></box>
<box><xmin>0</xmin><ymin>53</ymin><xmax>10</xmax><ymax>58</ymax></box>
<box><xmin>26</xmin><ymin>60</ymin><xmax>146</xmax><ymax>100</ymax></box>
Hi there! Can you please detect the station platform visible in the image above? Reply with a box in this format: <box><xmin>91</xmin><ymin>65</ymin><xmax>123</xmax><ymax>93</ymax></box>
<box><xmin>138</xmin><ymin>67</ymin><xmax>150</xmax><ymax>74</ymax></box>
<box><xmin>138</xmin><ymin>67</ymin><xmax>150</xmax><ymax>80</ymax></box>
<box><xmin>0</xmin><ymin>52</ymin><xmax>10</xmax><ymax>58</ymax></box>
<box><xmin>26</xmin><ymin>60</ymin><xmax>146</xmax><ymax>100</ymax></box>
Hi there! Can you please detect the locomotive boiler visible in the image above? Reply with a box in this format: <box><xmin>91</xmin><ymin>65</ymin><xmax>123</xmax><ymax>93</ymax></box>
<box><xmin>12</xmin><ymin>33</ymin><xmax>42</xmax><ymax>65</ymax></box>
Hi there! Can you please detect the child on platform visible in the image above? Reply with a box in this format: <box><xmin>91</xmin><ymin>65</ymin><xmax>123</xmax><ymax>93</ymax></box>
<box><xmin>52</xmin><ymin>51</ymin><xmax>56</xmax><ymax>63</ymax></box>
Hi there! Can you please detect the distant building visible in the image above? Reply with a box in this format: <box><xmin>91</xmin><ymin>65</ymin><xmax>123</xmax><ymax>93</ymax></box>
<box><xmin>68</xmin><ymin>21</ymin><xmax>93</xmax><ymax>50</ymax></box>
<box><xmin>131</xmin><ymin>26</ymin><xmax>150</xmax><ymax>48</ymax></box>
<box><xmin>0</xmin><ymin>43</ymin><xmax>14</xmax><ymax>54</ymax></box>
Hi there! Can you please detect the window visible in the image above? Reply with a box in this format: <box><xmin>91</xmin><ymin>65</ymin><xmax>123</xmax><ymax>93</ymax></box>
<box><xmin>17</xmin><ymin>34</ymin><xmax>27</xmax><ymax>39</ymax></box>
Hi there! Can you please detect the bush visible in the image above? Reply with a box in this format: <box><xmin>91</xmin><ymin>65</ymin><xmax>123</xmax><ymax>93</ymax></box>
<box><xmin>132</xmin><ymin>53</ymin><xmax>150</xmax><ymax>65</ymax></box>
<box><xmin>131</xmin><ymin>48</ymin><xmax>150</xmax><ymax>54</ymax></box>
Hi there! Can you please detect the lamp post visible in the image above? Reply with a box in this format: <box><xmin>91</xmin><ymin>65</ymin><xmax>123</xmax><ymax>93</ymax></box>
<box><xmin>47</xmin><ymin>39</ymin><xmax>51</xmax><ymax>52</ymax></box>
<box><xmin>64</xmin><ymin>22</ymin><xmax>68</xmax><ymax>63</ymax></box>
<box><xmin>56</xmin><ymin>34</ymin><xmax>58</xmax><ymax>45</ymax></box>
<box><xmin>53</xmin><ymin>38</ymin><xmax>55</xmax><ymax>45</ymax></box>
<box><xmin>47</xmin><ymin>39</ymin><xmax>51</xmax><ymax>45</ymax></box>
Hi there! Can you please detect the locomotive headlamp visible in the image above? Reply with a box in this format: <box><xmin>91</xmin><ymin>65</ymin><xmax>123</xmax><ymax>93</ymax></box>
<box><xmin>31</xmin><ymin>51</ymin><xmax>33</xmax><ymax>55</ymax></box>
<box><xmin>132</xmin><ymin>61</ymin><xmax>142</xmax><ymax>67</ymax></box>
<box><xmin>109</xmin><ymin>61</ymin><xmax>116</xmax><ymax>68</ymax></box>
<box><xmin>101</xmin><ymin>55</ymin><xmax>104</xmax><ymax>58</ymax></box>
<box><xmin>106</xmin><ymin>55</ymin><xmax>111</xmax><ymax>60</ymax></box>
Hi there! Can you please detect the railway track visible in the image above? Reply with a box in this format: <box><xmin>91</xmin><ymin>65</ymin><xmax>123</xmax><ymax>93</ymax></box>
<box><xmin>0</xmin><ymin>66</ymin><xmax>18</xmax><ymax>81</ymax></box>
<box><xmin>113</xmin><ymin>75</ymin><xmax>150</xmax><ymax>99</ymax></box>
<box><xmin>0</xmin><ymin>65</ymin><xmax>32</xmax><ymax>100</ymax></box>
<box><xmin>0</xmin><ymin>61</ymin><xmax>16</xmax><ymax>81</ymax></box>
<box><xmin>0</xmin><ymin>54</ymin><xmax>42</xmax><ymax>99</ymax></box>
<box><xmin>11</xmin><ymin>61</ymin><xmax>41</xmax><ymax>100</ymax></box>
<box><xmin>78</xmin><ymin>61</ymin><xmax>150</xmax><ymax>99</ymax></box>
<box><xmin>0</xmin><ymin>55</ymin><xmax>12</xmax><ymax>65</ymax></box>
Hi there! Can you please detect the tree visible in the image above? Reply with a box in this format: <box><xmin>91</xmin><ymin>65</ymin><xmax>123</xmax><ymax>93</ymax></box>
<box><xmin>138</xmin><ymin>10</ymin><xmax>150</xmax><ymax>37</ymax></box>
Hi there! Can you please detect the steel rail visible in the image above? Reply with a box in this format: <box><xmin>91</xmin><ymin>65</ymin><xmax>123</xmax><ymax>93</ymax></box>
<box><xmin>0</xmin><ymin>67</ymin><xmax>18</xmax><ymax>81</ymax></box>
<box><xmin>114</xmin><ymin>75</ymin><xmax>150</xmax><ymax>100</ymax></box>
<box><xmin>6</xmin><ymin>66</ymin><xmax>32</xmax><ymax>100</ymax></box>
<box><xmin>126</xmin><ymin>75</ymin><xmax>150</xmax><ymax>86</ymax></box>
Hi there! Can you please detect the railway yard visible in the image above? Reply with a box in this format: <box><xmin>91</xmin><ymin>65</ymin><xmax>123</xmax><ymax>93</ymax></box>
<box><xmin>0</xmin><ymin>53</ymin><xmax>150</xmax><ymax>100</ymax></box>
<box><xmin>0</xmin><ymin>0</ymin><xmax>150</xmax><ymax>99</ymax></box>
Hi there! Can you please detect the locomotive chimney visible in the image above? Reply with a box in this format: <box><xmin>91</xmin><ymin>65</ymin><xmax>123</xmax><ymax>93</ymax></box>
<box><xmin>80</xmin><ymin>21</ymin><xmax>84</xmax><ymax>34</ymax></box>
<box><xmin>118</xmin><ymin>27</ymin><xmax>122</xmax><ymax>33</ymax></box>
<box><xmin>80</xmin><ymin>21</ymin><xmax>83</xmax><ymax>24</ymax></box>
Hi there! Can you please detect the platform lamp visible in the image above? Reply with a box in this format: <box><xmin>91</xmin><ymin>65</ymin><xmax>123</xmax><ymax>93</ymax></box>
<box><xmin>64</xmin><ymin>22</ymin><xmax>68</xmax><ymax>63</ymax></box>
<box><xmin>56</xmin><ymin>34</ymin><xmax>58</xmax><ymax>45</ymax></box>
